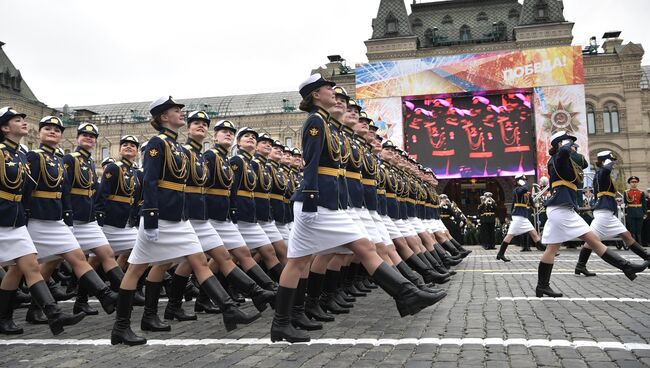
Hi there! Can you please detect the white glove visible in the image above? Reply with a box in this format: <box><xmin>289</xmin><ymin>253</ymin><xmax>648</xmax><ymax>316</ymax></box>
<box><xmin>517</xmin><ymin>179</ymin><xmax>526</xmax><ymax>186</ymax></box>
<box><xmin>604</xmin><ymin>159</ymin><xmax>613</xmax><ymax>166</ymax></box>
<box><xmin>301</xmin><ymin>212</ymin><xmax>318</xmax><ymax>224</ymax></box>
<box><xmin>144</xmin><ymin>228</ymin><xmax>159</xmax><ymax>242</ymax></box>
<box><xmin>561</xmin><ymin>139</ymin><xmax>573</xmax><ymax>146</ymax></box>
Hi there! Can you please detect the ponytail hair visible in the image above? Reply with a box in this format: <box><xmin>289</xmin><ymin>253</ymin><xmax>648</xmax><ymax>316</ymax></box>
<box><xmin>595</xmin><ymin>160</ymin><xmax>603</xmax><ymax>168</ymax></box>
<box><xmin>548</xmin><ymin>144</ymin><xmax>558</xmax><ymax>156</ymax></box>
<box><xmin>299</xmin><ymin>94</ymin><xmax>315</xmax><ymax>113</ymax></box>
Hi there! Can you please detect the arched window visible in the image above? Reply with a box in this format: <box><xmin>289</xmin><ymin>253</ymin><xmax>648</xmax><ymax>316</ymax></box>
<box><xmin>476</xmin><ymin>12</ymin><xmax>488</xmax><ymax>22</ymax></box>
<box><xmin>586</xmin><ymin>104</ymin><xmax>596</xmax><ymax>135</ymax></box>
<box><xmin>459</xmin><ymin>25</ymin><xmax>471</xmax><ymax>42</ymax></box>
<box><xmin>603</xmin><ymin>104</ymin><xmax>620</xmax><ymax>133</ymax></box>
<box><xmin>442</xmin><ymin>15</ymin><xmax>453</xmax><ymax>24</ymax></box>
<box><xmin>508</xmin><ymin>8</ymin><xmax>520</xmax><ymax>19</ymax></box>
<box><xmin>385</xmin><ymin>13</ymin><xmax>398</xmax><ymax>35</ymax></box>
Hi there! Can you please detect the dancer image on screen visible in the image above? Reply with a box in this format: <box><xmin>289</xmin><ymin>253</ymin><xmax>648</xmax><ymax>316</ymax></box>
<box><xmin>496</xmin><ymin>174</ymin><xmax>543</xmax><ymax>262</ymax></box>
<box><xmin>573</xmin><ymin>151</ymin><xmax>650</xmax><ymax>276</ymax></box>
<box><xmin>535</xmin><ymin>131</ymin><xmax>649</xmax><ymax>298</ymax></box>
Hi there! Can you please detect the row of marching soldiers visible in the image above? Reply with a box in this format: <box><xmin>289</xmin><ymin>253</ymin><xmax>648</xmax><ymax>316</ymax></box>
<box><xmin>0</xmin><ymin>77</ymin><xmax>470</xmax><ymax>345</ymax></box>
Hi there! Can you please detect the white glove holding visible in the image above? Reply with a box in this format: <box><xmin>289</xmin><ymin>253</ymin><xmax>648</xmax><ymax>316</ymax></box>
<box><xmin>301</xmin><ymin>212</ymin><xmax>318</xmax><ymax>224</ymax></box>
<box><xmin>604</xmin><ymin>159</ymin><xmax>613</xmax><ymax>166</ymax></box>
<box><xmin>517</xmin><ymin>179</ymin><xmax>526</xmax><ymax>186</ymax></box>
<box><xmin>144</xmin><ymin>228</ymin><xmax>159</xmax><ymax>242</ymax></box>
<box><xmin>561</xmin><ymin>139</ymin><xmax>573</xmax><ymax>146</ymax></box>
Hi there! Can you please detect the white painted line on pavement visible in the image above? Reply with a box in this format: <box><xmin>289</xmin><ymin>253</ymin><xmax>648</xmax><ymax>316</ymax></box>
<box><xmin>484</xmin><ymin>272</ymin><xmax>650</xmax><ymax>276</ymax></box>
<box><xmin>1</xmin><ymin>338</ymin><xmax>650</xmax><ymax>350</ymax></box>
<box><xmin>496</xmin><ymin>297</ymin><xmax>650</xmax><ymax>303</ymax></box>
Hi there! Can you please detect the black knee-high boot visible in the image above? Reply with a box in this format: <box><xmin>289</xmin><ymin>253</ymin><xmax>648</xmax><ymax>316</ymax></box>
<box><xmin>291</xmin><ymin>278</ymin><xmax>322</xmax><ymax>331</ymax></box>
<box><xmin>29</xmin><ymin>280</ymin><xmax>86</xmax><ymax>335</ymax></box>
<box><xmin>417</xmin><ymin>252</ymin><xmax>450</xmax><ymax>280</ymax></box>
<box><xmin>440</xmin><ymin>240</ymin><xmax>461</xmax><ymax>257</ymax></box>
<box><xmin>73</xmin><ymin>281</ymin><xmax>99</xmax><ymax>315</ymax></box>
<box><xmin>164</xmin><ymin>274</ymin><xmax>197</xmax><ymax>321</ymax></box>
<box><xmin>496</xmin><ymin>241</ymin><xmax>511</xmax><ymax>262</ymax></box>
<box><xmin>450</xmin><ymin>238</ymin><xmax>471</xmax><ymax>256</ymax></box>
<box><xmin>0</xmin><ymin>289</ymin><xmax>23</xmax><ymax>334</ymax></box>
<box><xmin>350</xmin><ymin>263</ymin><xmax>371</xmax><ymax>293</ymax></box>
<box><xmin>629</xmin><ymin>242</ymin><xmax>650</xmax><ymax>261</ymax></box>
<box><xmin>600</xmin><ymin>250</ymin><xmax>649</xmax><ymax>281</ymax></box>
<box><xmin>246</xmin><ymin>264</ymin><xmax>278</xmax><ymax>291</ymax></box>
<box><xmin>341</xmin><ymin>265</ymin><xmax>366</xmax><ymax>297</ymax></box>
<box><xmin>78</xmin><ymin>270</ymin><xmax>118</xmax><ymax>314</ymax></box>
<box><xmin>200</xmin><ymin>275</ymin><xmax>260</xmax><ymax>331</ymax></box>
<box><xmin>372</xmin><ymin>263</ymin><xmax>446</xmax><ymax>317</ymax></box>
<box><xmin>423</xmin><ymin>251</ymin><xmax>454</xmax><ymax>275</ymax></box>
<box><xmin>226</xmin><ymin>267</ymin><xmax>276</xmax><ymax>312</ymax></box>
<box><xmin>304</xmin><ymin>272</ymin><xmax>334</xmax><ymax>322</ymax></box>
<box><xmin>105</xmin><ymin>267</ymin><xmax>125</xmax><ymax>292</ymax></box>
<box><xmin>270</xmin><ymin>286</ymin><xmax>310</xmax><ymax>343</ymax></box>
<box><xmin>140</xmin><ymin>280</ymin><xmax>171</xmax><ymax>331</ymax></box>
<box><xmin>320</xmin><ymin>270</ymin><xmax>350</xmax><ymax>314</ymax></box>
<box><xmin>574</xmin><ymin>247</ymin><xmax>596</xmax><ymax>276</ymax></box>
<box><xmin>536</xmin><ymin>262</ymin><xmax>562</xmax><ymax>297</ymax></box>
<box><xmin>535</xmin><ymin>240</ymin><xmax>546</xmax><ymax>251</ymax></box>
<box><xmin>395</xmin><ymin>262</ymin><xmax>444</xmax><ymax>295</ymax></box>
<box><xmin>434</xmin><ymin>243</ymin><xmax>462</xmax><ymax>266</ymax></box>
<box><xmin>268</xmin><ymin>263</ymin><xmax>284</xmax><ymax>283</ymax></box>
<box><xmin>111</xmin><ymin>289</ymin><xmax>146</xmax><ymax>346</ymax></box>
<box><xmin>406</xmin><ymin>254</ymin><xmax>449</xmax><ymax>284</ymax></box>
<box><xmin>194</xmin><ymin>287</ymin><xmax>220</xmax><ymax>314</ymax></box>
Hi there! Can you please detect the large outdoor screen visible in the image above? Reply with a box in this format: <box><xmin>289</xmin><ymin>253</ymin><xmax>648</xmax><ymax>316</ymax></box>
<box><xmin>403</xmin><ymin>92</ymin><xmax>536</xmax><ymax>179</ymax></box>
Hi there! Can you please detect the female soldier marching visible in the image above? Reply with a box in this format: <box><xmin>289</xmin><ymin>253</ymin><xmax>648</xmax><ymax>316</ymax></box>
<box><xmin>0</xmin><ymin>107</ymin><xmax>85</xmax><ymax>336</ymax></box>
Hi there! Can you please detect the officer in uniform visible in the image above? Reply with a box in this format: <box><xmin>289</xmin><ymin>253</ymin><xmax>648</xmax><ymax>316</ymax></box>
<box><xmin>478</xmin><ymin>192</ymin><xmax>497</xmax><ymax>249</ymax></box>
<box><xmin>644</xmin><ymin>188</ymin><xmax>650</xmax><ymax>246</ymax></box>
<box><xmin>625</xmin><ymin>176</ymin><xmax>646</xmax><ymax>242</ymax></box>
<box><xmin>0</xmin><ymin>107</ymin><xmax>85</xmax><ymax>335</ymax></box>
<box><xmin>63</xmin><ymin>123</ymin><xmax>126</xmax><ymax>316</ymax></box>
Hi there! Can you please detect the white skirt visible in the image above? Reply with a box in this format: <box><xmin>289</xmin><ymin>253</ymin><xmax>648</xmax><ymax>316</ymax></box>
<box><xmin>590</xmin><ymin>209</ymin><xmax>628</xmax><ymax>240</ymax></box>
<box><xmin>102</xmin><ymin>225</ymin><xmax>137</xmax><ymax>255</ymax></box>
<box><xmin>432</xmin><ymin>219</ymin><xmax>448</xmax><ymax>233</ymax></box>
<box><xmin>0</xmin><ymin>226</ymin><xmax>37</xmax><ymax>266</ymax></box>
<box><xmin>288</xmin><ymin>202</ymin><xmax>364</xmax><ymax>258</ymax></box>
<box><xmin>370</xmin><ymin>211</ymin><xmax>393</xmax><ymax>246</ymax></box>
<box><xmin>506</xmin><ymin>215</ymin><xmax>535</xmax><ymax>236</ymax></box>
<box><xmin>382</xmin><ymin>216</ymin><xmax>403</xmax><ymax>240</ymax></box>
<box><xmin>209</xmin><ymin>220</ymin><xmax>246</xmax><ymax>250</ymax></box>
<box><xmin>354</xmin><ymin>207</ymin><xmax>383</xmax><ymax>244</ymax></box>
<box><xmin>541</xmin><ymin>206</ymin><xmax>591</xmax><ymax>244</ymax></box>
<box><xmin>190</xmin><ymin>219</ymin><xmax>222</xmax><ymax>252</ymax></box>
<box><xmin>129</xmin><ymin>219</ymin><xmax>203</xmax><ymax>265</ymax></box>
<box><xmin>395</xmin><ymin>219</ymin><xmax>418</xmax><ymax>237</ymax></box>
<box><xmin>27</xmin><ymin>219</ymin><xmax>80</xmax><ymax>262</ymax></box>
<box><xmin>408</xmin><ymin>217</ymin><xmax>427</xmax><ymax>234</ymax></box>
<box><xmin>237</xmin><ymin>221</ymin><xmax>271</xmax><ymax>250</ymax></box>
<box><xmin>259</xmin><ymin>221</ymin><xmax>284</xmax><ymax>243</ymax></box>
<box><xmin>276</xmin><ymin>223</ymin><xmax>291</xmax><ymax>242</ymax></box>
<box><xmin>73</xmin><ymin>221</ymin><xmax>109</xmax><ymax>252</ymax></box>
<box><xmin>346</xmin><ymin>208</ymin><xmax>370</xmax><ymax>238</ymax></box>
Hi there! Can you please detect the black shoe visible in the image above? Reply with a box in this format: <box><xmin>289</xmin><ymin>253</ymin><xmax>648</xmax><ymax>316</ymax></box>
<box><xmin>111</xmin><ymin>289</ymin><xmax>147</xmax><ymax>346</ymax></box>
<box><xmin>362</xmin><ymin>279</ymin><xmax>378</xmax><ymax>290</ymax></box>
<box><xmin>270</xmin><ymin>286</ymin><xmax>310</xmax><ymax>343</ymax></box>
<box><xmin>496</xmin><ymin>241</ymin><xmax>511</xmax><ymax>262</ymax></box>
<box><xmin>140</xmin><ymin>280</ymin><xmax>171</xmax><ymax>332</ymax></box>
<box><xmin>73</xmin><ymin>282</ymin><xmax>99</xmax><ymax>315</ymax></box>
<box><xmin>343</xmin><ymin>284</ymin><xmax>366</xmax><ymax>297</ymax></box>
<box><xmin>0</xmin><ymin>289</ymin><xmax>23</xmax><ymax>335</ymax></box>
<box><xmin>332</xmin><ymin>291</ymin><xmax>353</xmax><ymax>308</ymax></box>
<box><xmin>535</xmin><ymin>241</ymin><xmax>546</xmax><ymax>252</ymax></box>
<box><xmin>201</xmin><ymin>276</ymin><xmax>260</xmax><ymax>331</ymax></box>
<box><xmin>574</xmin><ymin>263</ymin><xmax>596</xmax><ymax>277</ymax></box>
<box><xmin>304</xmin><ymin>296</ymin><xmax>334</xmax><ymax>322</ymax></box>
<box><xmin>164</xmin><ymin>274</ymin><xmax>197</xmax><ymax>322</ymax></box>
<box><xmin>338</xmin><ymin>289</ymin><xmax>356</xmax><ymax>303</ymax></box>
<box><xmin>47</xmin><ymin>279</ymin><xmax>75</xmax><ymax>301</ymax></box>
<box><xmin>194</xmin><ymin>289</ymin><xmax>221</xmax><ymax>314</ymax></box>
<box><xmin>30</xmin><ymin>280</ymin><xmax>86</xmax><ymax>336</ymax></box>
<box><xmin>372</xmin><ymin>263</ymin><xmax>446</xmax><ymax>317</ymax></box>
<box><xmin>227</xmin><ymin>267</ymin><xmax>276</xmax><ymax>313</ymax></box>
<box><xmin>14</xmin><ymin>289</ymin><xmax>31</xmax><ymax>307</ymax></box>
<box><xmin>25</xmin><ymin>304</ymin><xmax>48</xmax><ymax>325</ymax></box>
<box><xmin>183</xmin><ymin>276</ymin><xmax>200</xmax><ymax>302</ymax></box>
<box><xmin>353</xmin><ymin>279</ymin><xmax>371</xmax><ymax>293</ymax></box>
<box><xmin>536</xmin><ymin>262</ymin><xmax>562</xmax><ymax>298</ymax></box>
<box><xmin>78</xmin><ymin>270</ymin><xmax>117</xmax><ymax>315</ymax></box>
<box><xmin>290</xmin><ymin>279</ymin><xmax>322</xmax><ymax>331</ymax></box>
<box><xmin>320</xmin><ymin>292</ymin><xmax>350</xmax><ymax>314</ymax></box>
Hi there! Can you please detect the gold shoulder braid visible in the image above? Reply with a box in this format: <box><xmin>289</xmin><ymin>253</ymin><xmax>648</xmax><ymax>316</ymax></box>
<box><xmin>117</xmin><ymin>165</ymin><xmax>136</xmax><ymax>196</ymax></box>
<box><xmin>0</xmin><ymin>147</ymin><xmax>25</xmax><ymax>190</ymax></box>
<box><xmin>162</xmin><ymin>140</ymin><xmax>188</xmax><ymax>180</ymax></box>
<box><xmin>240</xmin><ymin>158</ymin><xmax>257</xmax><ymax>191</ymax></box>
<box><xmin>188</xmin><ymin>149</ymin><xmax>208</xmax><ymax>187</ymax></box>
<box><xmin>376</xmin><ymin>165</ymin><xmax>387</xmax><ymax>190</ymax></box>
<box><xmin>270</xmin><ymin>165</ymin><xmax>287</xmax><ymax>191</ymax></box>
<box><xmin>214</xmin><ymin>152</ymin><xmax>233</xmax><ymax>189</ymax></box>
<box><xmin>39</xmin><ymin>152</ymin><xmax>64</xmax><ymax>189</ymax></box>
<box><xmin>256</xmin><ymin>161</ymin><xmax>272</xmax><ymax>192</ymax></box>
<box><xmin>73</xmin><ymin>156</ymin><xmax>94</xmax><ymax>189</ymax></box>
<box><xmin>323</xmin><ymin>122</ymin><xmax>341</xmax><ymax>162</ymax></box>
<box><xmin>386</xmin><ymin>167</ymin><xmax>398</xmax><ymax>192</ymax></box>
<box><xmin>345</xmin><ymin>135</ymin><xmax>362</xmax><ymax>169</ymax></box>
<box><xmin>362</xmin><ymin>150</ymin><xmax>377</xmax><ymax>176</ymax></box>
